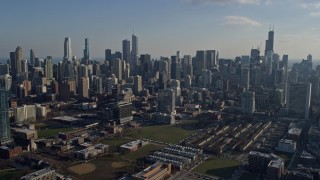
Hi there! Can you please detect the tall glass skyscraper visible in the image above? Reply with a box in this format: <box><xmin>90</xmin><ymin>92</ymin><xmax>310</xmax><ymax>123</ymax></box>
<box><xmin>63</xmin><ymin>37</ymin><xmax>72</xmax><ymax>61</ymax></box>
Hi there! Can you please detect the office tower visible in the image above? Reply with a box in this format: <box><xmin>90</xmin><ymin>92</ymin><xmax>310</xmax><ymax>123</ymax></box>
<box><xmin>195</xmin><ymin>51</ymin><xmax>206</xmax><ymax>76</ymax></box>
<box><xmin>20</xmin><ymin>59</ymin><xmax>28</xmax><ymax>81</ymax></box>
<box><xmin>241</xmin><ymin>91</ymin><xmax>255</xmax><ymax>115</ymax></box>
<box><xmin>307</xmin><ymin>54</ymin><xmax>312</xmax><ymax>62</ymax></box>
<box><xmin>202</xmin><ymin>69</ymin><xmax>212</xmax><ymax>88</ymax></box>
<box><xmin>170</xmin><ymin>79</ymin><xmax>181</xmax><ymax>105</ymax></box>
<box><xmin>105</xmin><ymin>77</ymin><xmax>113</xmax><ymax>94</ymax></box>
<box><xmin>241</xmin><ymin>68</ymin><xmax>250</xmax><ymax>90</ymax></box>
<box><xmin>206</xmin><ymin>50</ymin><xmax>216</xmax><ymax>69</ymax></box>
<box><xmin>114</xmin><ymin>51</ymin><xmax>122</xmax><ymax>60</ymax></box>
<box><xmin>241</xmin><ymin>55</ymin><xmax>250</xmax><ymax>69</ymax></box>
<box><xmin>11</xmin><ymin>46</ymin><xmax>23</xmax><ymax>81</ymax></box>
<box><xmin>0</xmin><ymin>74</ymin><xmax>12</xmax><ymax>91</ymax></box>
<box><xmin>30</xmin><ymin>49</ymin><xmax>35</xmax><ymax>65</ymax></box>
<box><xmin>79</xmin><ymin>77</ymin><xmax>89</xmax><ymax>99</ymax></box>
<box><xmin>310</xmin><ymin>76</ymin><xmax>319</xmax><ymax>99</ymax></box>
<box><xmin>282</xmin><ymin>55</ymin><xmax>289</xmax><ymax>83</ymax></box>
<box><xmin>287</xmin><ymin>82</ymin><xmax>312</xmax><ymax>119</ymax></box>
<box><xmin>122</xmin><ymin>39</ymin><xmax>130</xmax><ymax>62</ymax></box>
<box><xmin>133</xmin><ymin>75</ymin><xmax>142</xmax><ymax>95</ymax></box>
<box><xmin>105</xmin><ymin>49</ymin><xmax>112</xmax><ymax>62</ymax></box>
<box><xmin>131</xmin><ymin>34</ymin><xmax>139</xmax><ymax>75</ymax></box>
<box><xmin>63</xmin><ymin>37</ymin><xmax>72</xmax><ymax>61</ymax></box>
<box><xmin>0</xmin><ymin>85</ymin><xmax>12</xmax><ymax>145</ymax></box>
<box><xmin>0</xmin><ymin>64</ymin><xmax>9</xmax><ymax>76</ymax></box>
<box><xmin>140</xmin><ymin>54</ymin><xmax>151</xmax><ymax>80</ymax></box>
<box><xmin>265</xmin><ymin>29</ymin><xmax>274</xmax><ymax>56</ymax></box>
<box><xmin>250</xmin><ymin>48</ymin><xmax>260</xmax><ymax>64</ymax></box>
<box><xmin>44</xmin><ymin>56</ymin><xmax>53</xmax><ymax>79</ymax></box>
<box><xmin>132</xmin><ymin>34</ymin><xmax>138</xmax><ymax>57</ymax></box>
<box><xmin>266</xmin><ymin>50</ymin><xmax>273</xmax><ymax>75</ymax></box>
<box><xmin>182</xmin><ymin>55</ymin><xmax>193</xmax><ymax>78</ymax></box>
<box><xmin>112</xmin><ymin>58</ymin><xmax>123</xmax><ymax>81</ymax></box>
<box><xmin>171</xmin><ymin>56</ymin><xmax>182</xmax><ymax>80</ymax></box>
<box><xmin>251</xmin><ymin>66</ymin><xmax>261</xmax><ymax>88</ymax></box>
<box><xmin>158</xmin><ymin>89</ymin><xmax>175</xmax><ymax>114</ymax></box>
<box><xmin>92</xmin><ymin>63</ymin><xmax>101</xmax><ymax>76</ymax></box>
<box><xmin>83</xmin><ymin>38</ymin><xmax>90</xmax><ymax>61</ymax></box>
<box><xmin>93</xmin><ymin>76</ymin><xmax>103</xmax><ymax>94</ymax></box>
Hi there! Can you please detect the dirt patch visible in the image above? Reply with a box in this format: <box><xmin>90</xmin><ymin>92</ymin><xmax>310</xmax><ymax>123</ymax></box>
<box><xmin>68</xmin><ymin>163</ymin><xmax>96</xmax><ymax>175</ymax></box>
<box><xmin>111</xmin><ymin>161</ymin><xmax>130</xmax><ymax>168</ymax></box>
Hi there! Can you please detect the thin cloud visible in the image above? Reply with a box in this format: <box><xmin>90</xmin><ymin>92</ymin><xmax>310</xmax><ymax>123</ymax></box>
<box><xmin>301</xmin><ymin>1</ymin><xmax>320</xmax><ymax>9</ymax></box>
<box><xmin>182</xmin><ymin>0</ymin><xmax>261</xmax><ymax>5</ymax></box>
<box><xmin>224</xmin><ymin>16</ymin><xmax>262</xmax><ymax>26</ymax></box>
<box><xmin>309</xmin><ymin>11</ymin><xmax>320</xmax><ymax>17</ymax></box>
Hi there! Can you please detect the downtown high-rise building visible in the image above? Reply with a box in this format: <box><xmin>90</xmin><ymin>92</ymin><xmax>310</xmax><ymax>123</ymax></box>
<box><xmin>287</xmin><ymin>82</ymin><xmax>312</xmax><ymax>120</ymax></box>
<box><xmin>131</xmin><ymin>34</ymin><xmax>138</xmax><ymax>57</ymax></box>
<box><xmin>64</xmin><ymin>37</ymin><xmax>72</xmax><ymax>61</ymax></box>
<box><xmin>10</xmin><ymin>46</ymin><xmax>23</xmax><ymax>81</ymax></box>
<box><xmin>83</xmin><ymin>38</ymin><xmax>90</xmax><ymax>61</ymax></box>
<box><xmin>241</xmin><ymin>91</ymin><xmax>255</xmax><ymax>115</ymax></box>
<box><xmin>265</xmin><ymin>29</ymin><xmax>274</xmax><ymax>56</ymax></box>
<box><xmin>30</xmin><ymin>49</ymin><xmax>35</xmax><ymax>65</ymax></box>
<box><xmin>158</xmin><ymin>88</ymin><xmax>176</xmax><ymax>114</ymax></box>
<box><xmin>122</xmin><ymin>39</ymin><xmax>130</xmax><ymax>62</ymax></box>
<box><xmin>79</xmin><ymin>76</ymin><xmax>89</xmax><ymax>99</ymax></box>
<box><xmin>44</xmin><ymin>56</ymin><xmax>53</xmax><ymax>79</ymax></box>
<box><xmin>0</xmin><ymin>85</ymin><xmax>12</xmax><ymax>145</ymax></box>
<box><xmin>131</xmin><ymin>34</ymin><xmax>139</xmax><ymax>75</ymax></box>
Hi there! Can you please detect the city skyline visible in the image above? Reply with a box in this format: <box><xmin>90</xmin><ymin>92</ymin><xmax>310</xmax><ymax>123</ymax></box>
<box><xmin>1</xmin><ymin>0</ymin><xmax>320</xmax><ymax>60</ymax></box>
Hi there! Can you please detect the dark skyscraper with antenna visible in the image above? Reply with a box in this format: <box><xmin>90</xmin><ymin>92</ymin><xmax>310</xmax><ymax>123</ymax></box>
<box><xmin>265</xmin><ymin>26</ymin><xmax>274</xmax><ymax>56</ymax></box>
<box><xmin>83</xmin><ymin>38</ymin><xmax>90</xmax><ymax>61</ymax></box>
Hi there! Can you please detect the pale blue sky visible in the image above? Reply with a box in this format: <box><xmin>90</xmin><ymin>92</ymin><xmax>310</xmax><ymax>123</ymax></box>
<box><xmin>0</xmin><ymin>0</ymin><xmax>319</xmax><ymax>60</ymax></box>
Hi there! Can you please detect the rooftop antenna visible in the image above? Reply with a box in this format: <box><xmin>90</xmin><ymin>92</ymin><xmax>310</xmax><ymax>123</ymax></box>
<box><xmin>272</xmin><ymin>24</ymin><xmax>274</xmax><ymax>31</ymax></box>
<box><xmin>269</xmin><ymin>24</ymin><xmax>271</xmax><ymax>31</ymax></box>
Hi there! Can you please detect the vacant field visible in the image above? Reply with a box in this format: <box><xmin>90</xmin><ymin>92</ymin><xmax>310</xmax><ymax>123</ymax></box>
<box><xmin>193</xmin><ymin>157</ymin><xmax>241</xmax><ymax>179</ymax></box>
<box><xmin>0</xmin><ymin>169</ymin><xmax>24</xmax><ymax>180</ymax></box>
<box><xmin>68</xmin><ymin>163</ymin><xmax>96</xmax><ymax>175</ymax></box>
<box><xmin>121</xmin><ymin>144</ymin><xmax>164</xmax><ymax>162</ymax></box>
<box><xmin>38</xmin><ymin>127</ymin><xmax>74</xmax><ymax>138</ymax></box>
<box><xmin>74</xmin><ymin>155</ymin><xmax>134</xmax><ymax>179</ymax></box>
<box><xmin>126</xmin><ymin>125</ymin><xmax>195</xmax><ymax>144</ymax></box>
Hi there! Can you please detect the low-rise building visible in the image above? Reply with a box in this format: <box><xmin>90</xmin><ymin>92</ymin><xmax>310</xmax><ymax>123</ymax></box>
<box><xmin>132</xmin><ymin>162</ymin><xmax>172</xmax><ymax>180</ymax></box>
<box><xmin>20</xmin><ymin>168</ymin><xmax>56</xmax><ymax>180</ymax></box>
<box><xmin>76</xmin><ymin>143</ymin><xmax>108</xmax><ymax>160</ymax></box>
<box><xmin>276</xmin><ymin>139</ymin><xmax>296</xmax><ymax>153</ymax></box>
<box><xmin>0</xmin><ymin>146</ymin><xmax>23</xmax><ymax>159</ymax></box>
<box><xmin>120</xmin><ymin>140</ymin><xmax>148</xmax><ymax>153</ymax></box>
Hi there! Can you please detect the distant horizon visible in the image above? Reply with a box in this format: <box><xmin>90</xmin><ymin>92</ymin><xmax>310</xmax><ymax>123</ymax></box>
<box><xmin>1</xmin><ymin>1</ymin><xmax>320</xmax><ymax>59</ymax></box>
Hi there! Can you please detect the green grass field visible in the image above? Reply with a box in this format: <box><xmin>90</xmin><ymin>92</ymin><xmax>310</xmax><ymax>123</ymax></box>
<box><xmin>121</xmin><ymin>144</ymin><xmax>164</xmax><ymax>162</ymax></box>
<box><xmin>38</xmin><ymin>128</ymin><xmax>74</xmax><ymax>138</ymax></box>
<box><xmin>193</xmin><ymin>157</ymin><xmax>241</xmax><ymax>179</ymax></box>
<box><xmin>0</xmin><ymin>169</ymin><xmax>24</xmax><ymax>180</ymax></box>
<box><xmin>101</xmin><ymin>137</ymin><xmax>132</xmax><ymax>151</ymax></box>
<box><xmin>126</xmin><ymin>125</ymin><xmax>195</xmax><ymax>144</ymax></box>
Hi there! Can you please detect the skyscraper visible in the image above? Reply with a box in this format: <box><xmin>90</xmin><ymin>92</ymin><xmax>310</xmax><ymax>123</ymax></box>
<box><xmin>195</xmin><ymin>51</ymin><xmax>206</xmax><ymax>76</ymax></box>
<box><xmin>158</xmin><ymin>89</ymin><xmax>175</xmax><ymax>114</ymax></box>
<box><xmin>105</xmin><ymin>49</ymin><xmax>112</xmax><ymax>62</ymax></box>
<box><xmin>112</xmin><ymin>58</ymin><xmax>123</xmax><ymax>81</ymax></box>
<box><xmin>241</xmin><ymin>91</ymin><xmax>255</xmax><ymax>115</ymax></box>
<box><xmin>15</xmin><ymin>46</ymin><xmax>23</xmax><ymax>80</ymax></box>
<box><xmin>0</xmin><ymin>85</ymin><xmax>12</xmax><ymax>145</ymax></box>
<box><xmin>265</xmin><ymin>29</ymin><xmax>274</xmax><ymax>56</ymax></box>
<box><xmin>133</xmin><ymin>75</ymin><xmax>142</xmax><ymax>95</ymax></box>
<box><xmin>122</xmin><ymin>39</ymin><xmax>131</xmax><ymax>62</ymax></box>
<box><xmin>30</xmin><ymin>49</ymin><xmax>35</xmax><ymax>65</ymax></box>
<box><xmin>63</xmin><ymin>37</ymin><xmax>72</xmax><ymax>61</ymax></box>
<box><xmin>171</xmin><ymin>56</ymin><xmax>182</xmax><ymax>80</ymax></box>
<box><xmin>44</xmin><ymin>56</ymin><xmax>53</xmax><ymax>79</ymax></box>
<box><xmin>287</xmin><ymin>82</ymin><xmax>312</xmax><ymax>120</ymax></box>
<box><xmin>83</xmin><ymin>38</ymin><xmax>90</xmax><ymax>61</ymax></box>
<box><xmin>131</xmin><ymin>34</ymin><xmax>138</xmax><ymax>57</ymax></box>
<box><xmin>79</xmin><ymin>76</ymin><xmax>89</xmax><ymax>99</ymax></box>
<box><xmin>206</xmin><ymin>50</ymin><xmax>216</xmax><ymax>69</ymax></box>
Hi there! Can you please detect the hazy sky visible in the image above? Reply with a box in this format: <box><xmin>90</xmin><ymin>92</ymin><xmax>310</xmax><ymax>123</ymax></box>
<box><xmin>0</xmin><ymin>0</ymin><xmax>320</xmax><ymax>60</ymax></box>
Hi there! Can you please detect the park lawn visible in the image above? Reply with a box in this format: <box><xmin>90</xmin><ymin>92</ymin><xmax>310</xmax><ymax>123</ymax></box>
<box><xmin>38</xmin><ymin>128</ymin><xmax>75</xmax><ymax>138</ymax></box>
<box><xmin>0</xmin><ymin>169</ymin><xmax>24</xmax><ymax>179</ymax></box>
<box><xmin>126</xmin><ymin>125</ymin><xmax>195</xmax><ymax>144</ymax></box>
<box><xmin>121</xmin><ymin>144</ymin><xmax>164</xmax><ymax>162</ymax></box>
<box><xmin>101</xmin><ymin>137</ymin><xmax>132</xmax><ymax>151</ymax></box>
<box><xmin>193</xmin><ymin>157</ymin><xmax>241</xmax><ymax>179</ymax></box>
